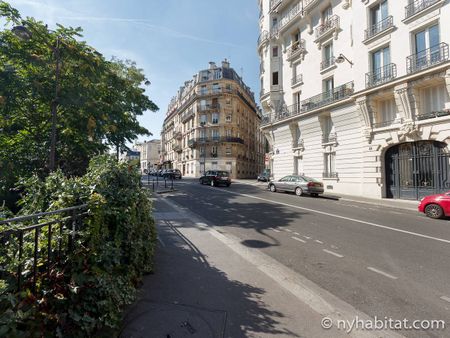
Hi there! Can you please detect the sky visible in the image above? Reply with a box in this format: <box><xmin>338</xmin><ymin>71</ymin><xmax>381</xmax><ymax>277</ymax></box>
<box><xmin>5</xmin><ymin>0</ymin><xmax>261</xmax><ymax>143</ymax></box>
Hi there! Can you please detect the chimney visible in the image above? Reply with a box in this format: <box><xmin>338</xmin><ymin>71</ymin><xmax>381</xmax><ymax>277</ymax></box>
<box><xmin>209</xmin><ymin>61</ymin><xmax>216</xmax><ymax>69</ymax></box>
<box><xmin>222</xmin><ymin>58</ymin><xmax>230</xmax><ymax>69</ymax></box>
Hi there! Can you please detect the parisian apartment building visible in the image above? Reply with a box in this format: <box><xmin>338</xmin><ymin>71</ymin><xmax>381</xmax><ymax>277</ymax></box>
<box><xmin>160</xmin><ymin>60</ymin><xmax>265</xmax><ymax>178</ymax></box>
<box><xmin>134</xmin><ymin>139</ymin><xmax>161</xmax><ymax>173</ymax></box>
<box><xmin>258</xmin><ymin>0</ymin><xmax>450</xmax><ymax>200</ymax></box>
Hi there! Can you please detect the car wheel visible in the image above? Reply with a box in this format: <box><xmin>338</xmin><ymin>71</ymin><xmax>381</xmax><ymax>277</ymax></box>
<box><xmin>210</xmin><ymin>180</ymin><xmax>215</xmax><ymax>187</ymax></box>
<box><xmin>269</xmin><ymin>184</ymin><xmax>276</xmax><ymax>192</ymax></box>
<box><xmin>226</xmin><ymin>183</ymin><xmax>231</xmax><ymax>187</ymax></box>
<box><xmin>425</xmin><ymin>203</ymin><xmax>444</xmax><ymax>219</ymax></box>
<box><xmin>295</xmin><ymin>187</ymin><xmax>303</xmax><ymax>196</ymax></box>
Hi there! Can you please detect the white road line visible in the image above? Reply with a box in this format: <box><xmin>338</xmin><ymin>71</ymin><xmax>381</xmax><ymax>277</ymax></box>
<box><xmin>367</xmin><ymin>267</ymin><xmax>398</xmax><ymax>280</ymax></box>
<box><xmin>216</xmin><ymin>189</ymin><xmax>450</xmax><ymax>245</ymax></box>
<box><xmin>294</xmin><ymin>232</ymin><xmax>300</xmax><ymax>235</ymax></box>
<box><xmin>303</xmin><ymin>236</ymin><xmax>311</xmax><ymax>240</ymax></box>
<box><xmin>315</xmin><ymin>240</ymin><xmax>324</xmax><ymax>244</ymax></box>
<box><xmin>285</xmin><ymin>229</ymin><xmax>292</xmax><ymax>232</ymax></box>
<box><xmin>270</xmin><ymin>227</ymin><xmax>281</xmax><ymax>233</ymax></box>
<box><xmin>292</xmin><ymin>236</ymin><xmax>306</xmax><ymax>243</ymax></box>
<box><xmin>157</xmin><ymin>237</ymin><xmax>166</xmax><ymax>247</ymax></box>
<box><xmin>440</xmin><ymin>296</ymin><xmax>450</xmax><ymax>303</ymax></box>
<box><xmin>323</xmin><ymin>249</ymin><xmax>344</xmax><ymax>258</ymax></box>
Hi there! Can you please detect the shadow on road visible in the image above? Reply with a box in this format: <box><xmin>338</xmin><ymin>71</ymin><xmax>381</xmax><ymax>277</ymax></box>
<box><xmin>121</xmin><ymin>220</ymin><xmax>300</xmax><ymax>338</ymax></box>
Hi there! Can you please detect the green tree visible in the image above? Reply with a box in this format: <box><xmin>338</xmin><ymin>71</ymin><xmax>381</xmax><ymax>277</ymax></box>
<box><xmin>0</xmin><ymin>1</ymin><xmax>158</xmax><ymax>206</ymax></box>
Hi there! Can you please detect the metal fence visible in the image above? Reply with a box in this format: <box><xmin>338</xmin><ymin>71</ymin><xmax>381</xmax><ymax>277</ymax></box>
<box><xmin>0</xmin><ymin>205</ymin><xmax>88</xmax><ymax>292</ymax></box>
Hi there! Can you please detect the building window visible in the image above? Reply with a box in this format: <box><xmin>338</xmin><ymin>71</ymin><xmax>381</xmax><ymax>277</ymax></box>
<box><xmin>212</xmin><ymin>83</ymin><xmax>220</xmax><ymax>93</ymax></box>
<box><xmin>226</xmin><ymin>129</ymin><xmax>232</xmax><ymax>137</ymax></box>
<box><xmin>226</xmin><ymin>115</ymin><xmax>232</xmax><ymax>123</ymax></box>
<box><xmin>272</xmin><ymin>46</ymin><xmax>279</xmax><ymax>57</ymax></box>
<box><xmin>371</xmin><ymin>46</ymin><xmax>391</xmax><ymax>83</ymax></box>
<box><xmin>419</xmin><ymin>83</ymin><xmax>449</xmax><ymax>115</ymax></box>
<box><xmin>212</xmin><ymin>129</ymin><xmax>220</xmax><ymax>140</ymax></box>
<box><xmin>200</xmin><ymin>146</ymin><xmax>205</xmax><ymax>156</ymax></box>
<box><xmin>321</xmin><ymin>114</ymin><xmax>335</xmax><ymax>143</ymax></box>
<box><xmin>374</xmin><ymin>97</ymin><xmax>397</xmax><ymax>127</ymax></box>
<box><xmin>199</xmin><ymin>129</ymin><xmax>206</xmax><ymax>140</ymax></box>
<box><xmin>211</xmin><ymin>146</ymin><xmax>218</xmax><ymax>158</ymax></box>
<box><xmin>226</xmin><ymin>146</ymin><xmax>232</xmax><ymax>155</ymax></box>
<box><xmin>212</xmin><ymin>161</ymin><xmax>218</xmax><ymax>169</ymax></box>
<box><xmin>293</xmin><ymin>91</ymin><xmax>301</xmax><ymax>112</ymax></box>
<box><xmin>322</xmin><ymin>5</ymin><xmax>333</xmax><ymax>23</ymax></box>
<box><xmin>212</xmin><ymin>113</ymin><xmax>219</xmax><ymax>124</ymax></box>
<box><xmin>200</xmin><ymin>85</ymin><xmax>207</xmax><ymax>95</ymax></box>
<box><xmin>322</xmin><ymin>43</ymin><xmax>334</xmax><ymax>69</ymax></box>
<box><xmin>272</xmin><ymin>71</ymin><xmax>279</xmax><ymax>86</ymax></box>
<box><xmin>324</xmin><ymin>151</ymin><xmax>336</xmax><ymax>177</ymax></box>
<box><xmin>323</xmin><ymin>77</ymin><xmax>334</xmax><ymax>97</ymax></box>
<box><xmin>200</xmin><ymin>114</ymin><xmax>207</xmax><ymax>125</ymax></box>
<box><xmin>414</xmin><ymin>24</ymin><xmax>439</xmax><ymax>57</ymax></box>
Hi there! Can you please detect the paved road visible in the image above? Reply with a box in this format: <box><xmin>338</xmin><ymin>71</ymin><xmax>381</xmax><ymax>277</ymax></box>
<box><xmin>157</xmin><ymin>178</ymin><xmax>450</xmax><ymax>338</ymax></box>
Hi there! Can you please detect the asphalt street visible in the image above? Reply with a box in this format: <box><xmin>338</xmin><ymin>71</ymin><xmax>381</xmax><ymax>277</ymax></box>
<box><xmin>155</xmin><ymin>177</ymin><xmax>450</xmax><ymax>338</ymax></box>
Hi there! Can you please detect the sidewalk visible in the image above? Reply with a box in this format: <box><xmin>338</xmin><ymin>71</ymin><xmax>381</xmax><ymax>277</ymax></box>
<box><xmin>232</xmin><ymin>179</ymin><xmax>419</xmax><ymax>212</ymax></box>
<box><xmin>120</xmin><ymin>195</ymin><xmax>400</xmax><ymax>338</ymax></box>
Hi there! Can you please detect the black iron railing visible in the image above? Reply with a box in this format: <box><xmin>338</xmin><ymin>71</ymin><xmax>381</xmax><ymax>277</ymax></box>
<box><xmin>0</xmin><ymin>205</ymin><xmax>88</xmax><ymax>292</ymax></box>
<box><xmin>405</xmin><ymin>0</ymin><xmax>441</xmax><ymax>19</ymax></box>
<box><xmin>315</xmin><ymin>15</ymin><xmax>339</xmax><ymax>40</ymax></box>
<box><xmin>188</xmin><ymin>137</ymin><xmax>244</xmax><ymax>147</ymax></box>
<box><xmin>406</xmin><ymin>42</ymin><xmax>449</xmax><ymax>74</ymax></box>
<box><xmin>365</xmin><ymin>63</ymin><xmax>397</xmax><ymax>88</ymax></box>
<box><xmin>291</xmin><ymin>74</ymin><xmax>303</xmax><ymax>86</ymax></box>
<box><xmin>261</xmin><ymin>82</ymin><xmax>354</xmax><ymax>126</ymax></box>
<box><xmin>417</xmin><ymin>110</ymin><xmax>450</xmax><ymax>120</ymax></box>
<box><xmin>287</xmin><ymin>39</ymin><xmax>306</xmax><ymax>60</ymax></box>
<box><xmin>364</xmin><ymin>15</ymin><xmax>394</xmax><ymax>40</ymax></box>
<box><xmin>321</xmin><ymin>56</ymin><xmax>336</xmax><ymax>70</ymax></box>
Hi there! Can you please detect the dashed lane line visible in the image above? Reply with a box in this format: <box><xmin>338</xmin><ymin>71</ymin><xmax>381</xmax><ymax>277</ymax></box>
<box><xmin>270</xmin><ymin>227</ymin><xmax>281</xmax><ymax>233</ymax></box>
<box><xmin>315</xmin><ymin>240</ymin><xmax>324</xmax><ymax>244</ymax></box>
<box><xmin>291</xmin><ymin>236</ymin><xmax>306</xmax><ymax>243</ymax></box>
<box><xmin>440</xmin><ymin>296</ymin><xmax>450</xmax><ymax>303</ymax></box>
<box><xmin>367</xmin><ymin>267</ymin><xmax>398</xmax><ymax>280</ymax></box>
<box><xmin>323</xmin><ymin>249</ymin><xmax>344</xmax><ymax>258</ymax></box>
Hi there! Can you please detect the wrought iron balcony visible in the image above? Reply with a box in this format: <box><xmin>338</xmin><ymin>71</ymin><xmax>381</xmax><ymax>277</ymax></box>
<box><xmin>364</xmin><ymin>15</ymin><xmax>394</xmax><ymax>41</ymax></box>
<box><xmin>261</xmin><ymin>81</ymin><xmax>354</xmax><ymax>126</ymax></box>
<box><xmin>286</xmin><ymin>39</ymin><xmax>306</xmax><ymax>61</ymax></box>
<box><xmin>323</xmin><ymin>172</ymin><xmax>338</xmax><ymax>179</ymax></box>
<box><xmin>172</xmin><ymin>144</ymin><xmax>182</xmax><ymax>153</ymax></box>
<box><xmin>270</xmin><ymin>1</ymin><xmax>302</xmax><ymax>37</ymax></box>
<box><xmin>320</xmin><ymin>56</ymin><xmax>336</xmax><ymax>71</ymax></box>
<box><xmin>270</xmin><ymin>0</ymin><xmax>283</xmax><ymax>11</ymax></box>
<box><xmin>291</xmin><ymin>74</ymin><xmax>303</xmax><ymax>86</ymax></box>
<box><xmin>405</xmin><ymin>0</ymin><xmax>442</xmax><ymax>20</ymax></box>
<box><xmin>417</xmin><ymin>110</ymin><xmax>450</xmax><ymax>121</ymax></box>
<box><xmin>173</xmin><ymin>130</ymin><xmax>182</xmax><ymax>140</ymax></box>
<box><xmin>258</xmin><ymin>30</ymin><xmax>269</xmax><ymax>48</ymax></box>
<box><xmin>406</xmin><ymin>42</ymin><xmax>449</xmax><ymax>74</ymax></box>
<box><xmin>365</xmin><ymin>63</ymin><xmax>397</xmax><ymax>88</ymax></box>
<box><xmin>188</xmin><ymin>136</ymin><xmax>245</xmax><ymax>147</ymax></box>
<box><xmin>198</xmin><ymin>103</ymin><xmax>221</xmax><ymax>112</ymax></box>
<box><xmin>315</xmin><ymin>15</ymin><xmax>339</xmax><ymax>40</ymax></box>
<box><xmin>303</xmin><ymin>0</ymin><xmax>320</xmax><ymax>12</ymax></box>
<box><xmin>180</xmin><ymin>109</ymin><xmax>195</xmax><ymax>122</ymax></box>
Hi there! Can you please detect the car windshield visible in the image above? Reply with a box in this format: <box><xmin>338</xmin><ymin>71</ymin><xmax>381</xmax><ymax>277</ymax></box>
<box><xmin>217</xmin><ymin>171</ymin><xmax>229</xmax><ymax>177</ymax></box>
<box><xmin>302</xmin><ymin>176</ymin><xmax>320</xmax><ymax>182</ymax></box>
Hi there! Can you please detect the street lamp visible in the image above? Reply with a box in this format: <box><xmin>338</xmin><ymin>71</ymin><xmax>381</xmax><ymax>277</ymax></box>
<box><xmin>12</xmin><ymin>24</ymin><xmax>62</xmax><ymax>172</ymax></box>
<box><xmin>336</xmin><ymin>53</ymin><xmax>354</xmax><ymax>67</ymax></box>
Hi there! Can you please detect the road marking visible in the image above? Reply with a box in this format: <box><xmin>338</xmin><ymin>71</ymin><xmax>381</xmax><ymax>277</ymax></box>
<box><xmin>294</xmin><ymin>232</ymin><xmax>300</xmax><ymax>235</ymax></box>
<box><xmin>303</xmin><ymin>236</ymin><xmax>311</xmax><ymax>240</ymax></box>
<box><xmin>216</xmin><ymin>189</ymin><xmax>450</xmax><ymax>245</ymax></box>
<box><xmin>323</xmin><ymin>249</ymin><xmax>344</xmax><ymax>258</ymax></box>
<box><xmin>292</xmin><ymin>236</ymin><xmax>306</xmax><ymax>243</ymax></box>
<box><xmin>285</xmin><ymin>229</ymin><xmax>292</xmax><ymax>232</ymax></box>
<box><xmin>269</xmin><ymin>227</ymin><xmax>281</xmax><ymax>233</ymax></box>
<box><xmin>157</xmin><ymin>236</ymin><xmax>166</xmax><ymax>247</ymax></box>
<box><xmin>367</xmin><ymin>267</ymin><xmax>398</xmax><ymax>280</ymax></box>
<box><xmin>315</xmin><ymin>240</ymin><xmax>324</xmax><ymax>244</ymax></box>
<box><xmin>440</xmin><ymin>296</ymin><xmax>450</xmax><ymax>303</ymax></box>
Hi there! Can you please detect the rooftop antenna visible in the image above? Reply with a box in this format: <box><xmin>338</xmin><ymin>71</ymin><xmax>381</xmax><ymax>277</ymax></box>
<box><xmin>240</xmin><ymin>67</ymin><xmax>244</xmax><ymax>79</ymax></box>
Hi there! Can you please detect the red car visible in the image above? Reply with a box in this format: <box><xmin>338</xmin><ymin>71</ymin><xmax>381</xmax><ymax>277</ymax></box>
<box><xmin>418</xmin><ymin>192</ymin><xmax>450</xmax><ymax>219</ymax></box>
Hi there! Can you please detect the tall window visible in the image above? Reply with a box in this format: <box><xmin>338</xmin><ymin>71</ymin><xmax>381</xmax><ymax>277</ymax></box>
<box><xmin>293</xmin><ymin>91</ymin><xmax>301</xmax><ymax>112</ymax></box>
<box><xmin>212</xmin><ymin>113</ymin><xmax>219</xmax><ymax>124</ymax></box>
<box><xmin>420</xmin><ymin>84</ymin><xmax>449</xmax><ymax>115</ymax></box>
<box><xmin>199</xmin><ymin>129</ymin><xmax>206</xmax><ymax>140</ymax></box>
<box><xmin>370</xmin><ymin>0</ymin><xmax>388</xmax><ymax>27</ymax></box>
<box><xmin>272</xmin><ymin>46</ymin><xmax>279</xmax><ymax>57</ymax></box>
<box><xmin>324</xmin><ymin>152</ymin><xmax>336</xmax><ymax>176</ymax></box>
<box><xmin>372</xmin><ymin>46</ymin><xmax>390</xmax><ymax>82</ymax></box>
<box><xmin>200</xmin><ymin>114</ymin><xmax>207</xmax><ymax>124</ymax></box>
<box><xmin>212</xmin><ymin>129</ymin><xmax>220</xmax><ymax>140</ymax></box>
<box><xmin>321</xmin><ymin>114</ymin><xmax>335</xmax><ymax>142</ymax></box>
<box><xmin>376</xmin><ymin>97</ymin><xmax>397</xmax><ymax>126</ymax></box>
<box><xmin>272</xmin><ymin>71</ymin><xmax>279</xmax><ymax>86</ymax></box>
<box><xmin>322</xmin><ymin>43</ymin><xmax>334</xmax><ymax>69</ymax></box>
<box><xmin>200</xmin><ymin>85</ymin><xmax>207</xmax><ymax>95</ymax></box>
<box><xmin>322</xmin><ymin>5</ymin><xmax>333</xmax><ymax>22</ymax></box>
<box><xmin>415</xmin><ymin>24</ymin><xmax>439</xmax><ymax>55</ymax></box>
<box><xmin>212</xmin><ymin>83</ymin><xmax>220</xmax><ymax>93</ymax></box>
<box><xmin>323</xmin><ymin>77</ymin><xmax>334</xmax><ymax>98</ymax></box>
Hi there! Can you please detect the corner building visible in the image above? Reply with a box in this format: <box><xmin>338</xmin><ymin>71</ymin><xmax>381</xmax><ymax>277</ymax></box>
<box><xmin>258</xmin><ymin>0</ymin><xmax>450</xmax><ymax>199</ymax></box>
<box><xmin>161</xmin><ymin>60</ymin><xmax>265</xmax><ymax>178</ymax></box>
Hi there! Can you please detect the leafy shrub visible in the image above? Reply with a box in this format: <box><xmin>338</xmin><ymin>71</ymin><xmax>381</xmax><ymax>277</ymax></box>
<box><xmin>0</xmin><ymin>155</ymin><xmax>156</xmax><ymax>337</ymax></box>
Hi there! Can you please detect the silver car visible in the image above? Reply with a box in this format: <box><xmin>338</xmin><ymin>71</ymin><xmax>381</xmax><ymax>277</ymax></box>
<box><xmin>268</xmin><ymin>175</ymin><xmax>324</xmax><ymax>197</ymax></box>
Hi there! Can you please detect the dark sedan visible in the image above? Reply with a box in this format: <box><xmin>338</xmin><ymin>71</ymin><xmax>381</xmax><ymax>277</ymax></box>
<box><xmin>199</xmin><ymin>170</ymin><xmax>231</xmax><ymax>187</ymax></box>
<box><xmin>268</xmin><ymin>175</ymin><xmax>324</xmax><ymax>197</ymax></box>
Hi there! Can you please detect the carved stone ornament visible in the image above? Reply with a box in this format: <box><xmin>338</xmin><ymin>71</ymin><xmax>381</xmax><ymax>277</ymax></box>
<box><xmin>342</xmin><ymin>0</ymin><xmax>352</xmax><ymax>9</ymax></box>
<box><xmin>363</xmin><ymin>127</ymin><xmax>373</xmax><ymax>142</ymax></box>
<box><xmin>398</xmin><ymin>121</ymin><xmax>419</xmax><ymax>139</ymax></box>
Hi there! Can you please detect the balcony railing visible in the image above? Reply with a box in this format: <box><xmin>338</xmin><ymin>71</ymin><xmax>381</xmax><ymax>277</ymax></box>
<box><xmin>261</xmin><ymin>81</ymin><xmax>354</xmax><ymax>126</ymax></box>
<box><xmin>365</xmin><ymin>63</ymin><xmax>397</xmax><ymax>88</ymax></box>
<box><xmin>270</xmin><ymin>1</ymin><xmax>302</xmax><ymax>37</ymax></box>
<box><xmin>304</xmin><ymin>0</ymin><xmax>320</xmax><ymax>11</ymax></box>
<box><xmin>406</xmin><ymin>42</ymin><xmax>449</xmax><ymax>74</ymax></box>
<box><xmin>180</xmin><ymin>109</ymin><xmax>195</xmax><ymax>122</ymax></box>
<box><xmin>173</xmin><ymin>130</ymin><xmax>182</xmax><ymax>139</ymax></box>
<box><xmin>291</xmin><ymin>74</ymin><xmax>303</xmax><ymax>86</ymax></box>
<box><xmin>320</xmin><ymin>56</ymin><xmax>336</xmax><ymax>70</ymax></box>
<box><xmin>270</xmin><ymin>0</ymin><xmax>283</xmax><ymax>11</ymax></box>
<box><xmin>323</xmin><ymin>172</ymin><xmax>338</xmax><ymax>179</ymax></box>
<box><xmin>417</xmin><ymin>110</ymin><xmax>450</xmax><ymax>121</ymax></box>
<box><xmin>198</xmin><ymin>103</ymin><xmax>221</xmax><ymax>112</ymax></box>
<box><xmin>364</xmin><ymin>15</ymin><xmax>394</xmax><ymax>40</ymax></box>
<box><xmin>315</xmin><ymin>15</ymin><xmax>339</xmax><ymax>40</ymax></box>
<box><xmin>172</xmin><ymin>144</ymin><xmax>182</xmax><ymax>153</ymax></box>
<box><xmin>286</xmin><ymin>39</ymin><xmax>306</xmax><ymax>61</ymax></box>
<box><xmin>188</xmin><ymin>137</ymin><xmax>245</xmax><ymax>147</ymax></box>
<box><xmin>405</xmin><ymin>0</ymin><xmax>441</xmax><ymax>19</ymax></box>
<box><xmin>372</xmin><ymin>118</ymin><xmax>403</xmax><ymax>129</ymax></box>
<box><xmin>258</xmin><ymin>30</ymin><xmax>269</xmax><ymax>47</ymax></box>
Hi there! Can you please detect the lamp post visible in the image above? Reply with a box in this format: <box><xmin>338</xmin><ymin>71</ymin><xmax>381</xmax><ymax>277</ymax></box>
<box><xmin>12</xmin><ymin>25</ymin><xmax>62</xmax><ymax>172</ymax></box>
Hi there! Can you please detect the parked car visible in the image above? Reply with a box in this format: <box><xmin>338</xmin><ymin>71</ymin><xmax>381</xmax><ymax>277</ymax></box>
<box><xmin>268</xmin><ymin>175</ymin><xmax>324</xmax><ymax>197</ymax></box>
<box><xmin>199</xmin><ymin>170</ymin><xmax>231</xmax><ymax>187</ymax></box>
<box><xmin>257</xmin><ymin>172</ymin><xmax>270</xmax><ymax>182</ymax></box>
<box><xmin>162</xmin><ymin>169</ymin><xmax>182</xmax><ymax>179</ymax></box>
<box><xmin>418</xmin><ymin>192</ymin><xmax>450</xmax><ymax>219</ymax></box>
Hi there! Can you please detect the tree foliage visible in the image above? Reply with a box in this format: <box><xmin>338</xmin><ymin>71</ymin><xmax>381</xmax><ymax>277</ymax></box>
<box><xmin>0</xmin><ymin>1</ymin><xmax>158</xmax><ymax>205</ymax></box>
